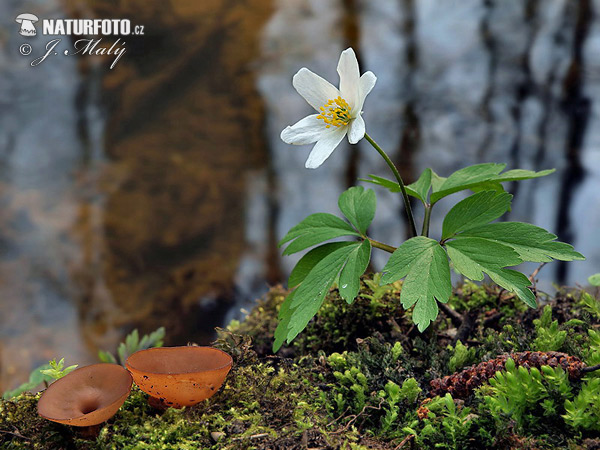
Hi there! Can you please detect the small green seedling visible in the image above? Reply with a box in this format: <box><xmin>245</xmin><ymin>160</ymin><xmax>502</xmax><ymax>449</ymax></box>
<box><xmin>2</xmin><ymin>358</ymin><xmax>77</xmax><ymax>399</ymax></box>
<box><xmin>39</xmin><ymin>358</ymin><xmax>78</xmax><ymax>380</ymax></box>
<box><xmin>2</xmin><ymin>364</ymin><xmax>53</xmax><ymax>400</ymax></box>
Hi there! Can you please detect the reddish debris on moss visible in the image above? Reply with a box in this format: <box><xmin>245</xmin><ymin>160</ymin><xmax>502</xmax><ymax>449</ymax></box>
<box><xmin>429</xmin><ymin>351</ymin><xmax>586</xmax><ymax>399</ymax></box>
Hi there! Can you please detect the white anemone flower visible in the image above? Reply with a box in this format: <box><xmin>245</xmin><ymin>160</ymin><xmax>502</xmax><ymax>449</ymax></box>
<box><xmin>280</xmin><ymin>48</ymin><xmax>377</xmax><ymax>169</ymax></box>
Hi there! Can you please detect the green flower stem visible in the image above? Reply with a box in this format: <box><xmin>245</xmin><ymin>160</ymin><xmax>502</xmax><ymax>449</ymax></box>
<box><xmin>421</xmin><ymin>204</ymin><xmax>432</xmax><ymax>237</ymax></box>
<box><xmin>364</xmin><ymin>133</ymin><xmax>417</xmax><ymax>237</ymax></box>
<box><xmin>368</xmin><ymin>238</ymin><xmax>397</xmax><ymax>254</ymax></box>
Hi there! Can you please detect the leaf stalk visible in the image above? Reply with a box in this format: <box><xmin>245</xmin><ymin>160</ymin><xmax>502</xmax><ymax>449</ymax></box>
<box><xmin>422</xmin><ymin>203</ymin><xmax>432</xmax><ymax>237</ymax></box>
<box><xmin>367</xmin><ymin>238</ymin><xmax>397</xmax><ymax>254</ymax></box>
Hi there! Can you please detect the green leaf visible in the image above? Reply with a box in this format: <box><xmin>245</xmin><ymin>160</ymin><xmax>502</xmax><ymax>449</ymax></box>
<box><xmin>446</xmin><ymin>237</ymin><xmax>537</xmax><ymax>307</ymax></box>
<box><xmin>274</xmin><ymin>242</ymin><xmax>365</xmax><ymax>350</ymax></box>
<box><xmin>339</xmin><ymin>239</ymin><xmax>372</xmax><ymax>303</ymax></box>
<box><xmin>442</xmin><ymin>191</ymin><xmax>512</xmax><ymax>240</ymax></box>
<box><xmin>273</xmin><ymin>290</ymin><xmax>295</xmax><ymax>352</ymax></box>
<box><xmin>589</xmin><ymin>274</ymin><xmax>600</xmax><ymax>287</ymax></box>
<box><xmin>359</xmin><ymin>175</ymin><xmax>421</xmax><ymax>199</ymax></box>
<box><xmin>469</xmin><ymin>181</ymin><xmax>506</xmax><ymax>194</ymax></box>
<box><xmin>39</xmin><ymin>358</ymin><xmax>78</xmax><ymax>380</ymax></box>
<box><xmin>460</xmin><ymin>222</ymin><xmax>585</xmax><ymax>262</ymax></box>
<box><xmin>2</xmin><ymin>363</ymin><xmax>54</xmax><ymax>399</ymax></box>
<box><xmin>407</xmin><ymin>168</ymin><xmax>432</xmax><ymax>203</ymax></box>
<box><xmin>126</xmin><ymin>329</ymin><xmax>139</xmax><ymax>354</ymax></box>
<box><xmin>490</xmin><ymin>269</ymin><xmax>538</xmax><ymax>308</ymax></box>
<box><xmin>138</xmin><ymin>327</ymin><xmax>165</xmax><ymax>350</ymax></box>
<box><xmin>98</xmin><ymin>350</ymin><xmax>117</xmax><ymax>364</ymax></box>
<box><xmin>431</xmin><ymin>163</ymin><xmax>506</xmax><ymax>203</ymax></box>
<box><xmin>363</xmin><ymin>164</ymin><xmax>553</xmax><ymax>206</ymax></box>
<box><xmin>381</xmin><ymin>237</ymin><xmax>451</xmax><ymax>331</ymax></box>
<box><xmin>279</xmin><ymin>213</ymin><xmax>360</xmax><ymax>255</ymax></box>
<box><xmin>338</xmin><ymin>186</ymin><xmax>376</xmax><ymax>234</ymax></box>
<box><xmin>430</xmin><ymin>163</ymin><xmax>554</xmax><ymax>204</ymax></box>
<box><xmin>360</xmin><ymin>169</ymin><xmax>434</xmax><ymax>204</ymax></box>
<box><xmin>288</xmin><ymin>242</ymin><xmax>356</xmax><ymax>288</ymax></box>
<box><xmin>495</xmin><ymin>168</ymin><xmax>556</xmax><ymax>182</ymax></box>
<box><xmin>430</xmin><ymin>169</ymin><xmax>446</xmax><ymax>192</ymax></box>
<box><xmin>105</xmin><ymin>327</ymin><xmax>166</xmax><ymax>366</ymax></box>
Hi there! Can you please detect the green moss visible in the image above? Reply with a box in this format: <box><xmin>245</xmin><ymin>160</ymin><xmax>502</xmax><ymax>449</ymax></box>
<box><xmin>3</xmin><ymin>276</ymin><xmax>600</xmax><ymax>449</ymax></box>
<box><xmin>404</xmin><ymin>394</ymin><xmax>484</xmax><ymax>450</ymax></box>
<box><xmin>0</xmin><ymin>392</ymin><xmax>70</xmax><ymax>450</ymax></box>
<box><xmin>447</xmin><ymin>281</ymin><xmax>527</xmax><ymax>318</ymax></box>
<box><xmin>448</xmin><ymin>340</ymin><xmax>477</xmax><ymax>372</ymax></box>
<box><xmin>228</xmin><ymin>276</ymin><xmax>407</xmax><ymax>357</ymax></box>
<box><xmin>0</xmin><ymin>335</ymin><xmax>384</xmax><ymax>449</ymax></box>
<box><xmin>533</xmin><ymin>306</ymin><xmax>568</xmax><ymax>352</ymax></box>
<box><xmin>479</xmin><ymin>359</ymin><xmax>573</xmax><ymax>433</ymax></box>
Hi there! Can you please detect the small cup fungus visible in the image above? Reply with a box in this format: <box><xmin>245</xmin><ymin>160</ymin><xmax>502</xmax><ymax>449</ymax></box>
<box><xmin>37</xmin><ymin>363</ymin><xmax>132</xmax><ymax>435</ymax></box>
<box><xmin>125</xmin><ymin>346</ymin><xmax>233</xmax><ymax>409</ymax></box>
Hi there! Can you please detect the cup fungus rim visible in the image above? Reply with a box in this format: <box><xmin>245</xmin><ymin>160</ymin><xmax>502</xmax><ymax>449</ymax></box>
<box><xmin>37</xmin><ymin>363</ymin><xmax>133</xmax><ymax>423</ymax></box>
<box><xmin>125</xmin><ymin>346</ymin><xmax>233</xmax><ymax>376</ymax></box>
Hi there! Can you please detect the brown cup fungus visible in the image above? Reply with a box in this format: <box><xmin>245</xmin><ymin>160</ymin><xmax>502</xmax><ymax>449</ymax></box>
<box><xmin>37</xmin><ymin>363</ymin><xmax>133</xmax><ymax>437</ymax></box>
<box><xmin>125</xmin><ymin>346</ymin><xmax>233</xmax><ymax>409</ymax></box>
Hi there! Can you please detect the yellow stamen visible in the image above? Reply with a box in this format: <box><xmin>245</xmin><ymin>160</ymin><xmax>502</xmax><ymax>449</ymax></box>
<box><xmin>317</xmin><ymin>96</ymin><xmax>352</xmax><ymax>127</ymax></box>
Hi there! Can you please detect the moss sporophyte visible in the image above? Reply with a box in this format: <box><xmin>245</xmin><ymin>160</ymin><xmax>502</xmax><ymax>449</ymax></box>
<box><xmin>276</xmin><ymin>46</ymin><xmax>585</xmax><ymax>352</ymax></box>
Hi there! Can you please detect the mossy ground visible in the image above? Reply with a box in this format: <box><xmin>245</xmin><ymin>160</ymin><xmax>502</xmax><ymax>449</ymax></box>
<box><xmin>2</xmin><ymin>275</ymin><xmax>600</xmax><ymax>449</ymax></box>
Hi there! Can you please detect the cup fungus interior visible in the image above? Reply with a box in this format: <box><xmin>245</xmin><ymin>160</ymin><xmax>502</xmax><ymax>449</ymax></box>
<box><xmin>126</xmin><ymin>346</ymin><xmax>232</xmax><ymax>408</ymax></box>
<box><xmin>37</xmin><ymin>363</ymin><xmax>133</xmax><ymax>426</ymax></box>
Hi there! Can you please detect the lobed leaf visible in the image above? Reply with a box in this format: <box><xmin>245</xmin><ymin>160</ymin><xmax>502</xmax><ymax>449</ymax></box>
<box><xmin>362</xmin><ymin>164</ymin><xmax>552</xmax><ymax>207</ymax></box>
<box><xmin>360</xmin><ymin>171</ymin><xmax>435</xmax><ymax>204</ymax></box>
<box><xmin>279</xmin><ymin>212</ymin><xmax>360</xmax><ymax>255</ymax></box>
<box><xmin>442</xmin><ymin>191</ymin><xmax>512</xmax><ymax>240</ymax></box>
<box><xmin>469</xmin><ymin>181</ymin><xmax>506</xmax><ymax>194</ymax></box>
<box><xmin>494</xmin><ymin>168</ymin><xmax>556</xmax><ymax>182</ymax></box>
<box><xmin>274</xmin><ymin>242</ymin><xmax>368</xmax><ymax>351</ymax></box>
<box><xmin>273</xmin><ymin>290</ymin><xmax>295</xmax><ymax>352</ymax></box>
<box><xmin>381</xmin><ymin>237</ymin><xmax>451</xmax><ymax>331</ymax></box>
<box><xmin>431</xmin><ymin>163</ymin><xmax>506</xmax><ymax>203</ymax></box>
<box><xmin>338</xmin><ymin>186</ymin><xmax>376</xmax><ymax>234</ymax></box>
<box><xmin>446</xmin><ymin>237</ymin><xmax>537</xmax><ymax>307</ymax></box>
<box><xmin>288</xmin><ymin>242</ymin><xmax>355</xmax><ymax>288</ymax></box>
<box><xmin>459</xmin><ymin>222</ymin><xmax>585</xmax><ymax>262</ymax></box>
<box><xmin>338</xmin><ymin>239</ymin><xmax>372</xmax><ymax>303</ymax></box>
<box><xmin>407</xmin><ymin>168</ymin><xmax>433</xmax><ymax>203</ymax></box>
<box><xmin>430</xmin><ymin>163</ymin><xmax>554</xmax><ymax>204</ymax></box>
<box><xmin>360</xmin><ymin>174</ymin><xmax>421</xmax><ymax>199</ymax></box>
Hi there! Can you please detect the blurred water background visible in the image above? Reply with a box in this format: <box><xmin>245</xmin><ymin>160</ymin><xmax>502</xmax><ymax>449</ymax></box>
<box><xmin>0</xmin><ymin>0</ymin><xmax>598</xmax><ymax>391</ymax></box>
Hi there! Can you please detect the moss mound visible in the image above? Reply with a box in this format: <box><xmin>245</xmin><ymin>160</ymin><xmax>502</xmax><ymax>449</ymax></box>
<box><xmin>2</xmin><ymin>275</ymin><xmax>600</xmax><ymax>449</ymax></box>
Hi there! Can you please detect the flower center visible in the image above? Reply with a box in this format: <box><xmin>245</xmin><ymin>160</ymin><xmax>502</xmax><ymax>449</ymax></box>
<box><xmin>316</xmin><ymin>96</ymin><xmax>352</xmax><ymax>128</ymax></box>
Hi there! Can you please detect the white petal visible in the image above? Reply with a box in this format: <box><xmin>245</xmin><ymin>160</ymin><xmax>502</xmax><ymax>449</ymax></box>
<box><xmin>305</xmin><ymin>126</ymin><xmax>347</xmax><ymax>169</ymax></box>
<box><xmin>355</xmin><ymin>71</ymin><xmax>377</xmax><ymax>113</ymax></box>
<box><xmin>293</xmin><ymin>68</ymin><xmax>340</xmax><ymax>112</ymax></box>
<box><xmin>281</xmin><ymin>114</ymin><xmax>325</xmax><ymax>144</ymax></box>
<box><xmin>337</xmin><ymin>48</ymin><xmax>360</xmax><ymax>111</ymax></box>
<box><xmin>347</xmin><ymin>115</ymin><xmax>365</xmax><ymax>144</ymax></box>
